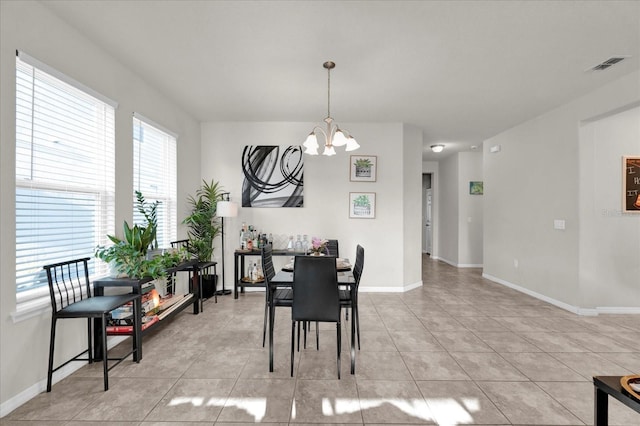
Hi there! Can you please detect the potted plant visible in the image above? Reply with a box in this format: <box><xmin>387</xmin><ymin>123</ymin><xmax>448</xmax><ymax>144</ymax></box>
<box><xmin>182</xmin><ymin>179</ymin><xmax>225</xmax><ymax>297</ymax></box>
<box><xmin>95</xmin><ymin>220</ymin><xmax>160</xmax><ymax>278</ymax></box>
<box><xmin>96</xmin><ymin>190</ymin><xmax>183</xmax><ymax>279</ymax></box>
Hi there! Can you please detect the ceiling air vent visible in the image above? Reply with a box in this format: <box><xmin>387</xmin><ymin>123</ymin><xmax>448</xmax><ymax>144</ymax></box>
<box><xmin>587</xmin><ymin>56</ymin><xmax>629</xmax><ymax>72</ymax></box>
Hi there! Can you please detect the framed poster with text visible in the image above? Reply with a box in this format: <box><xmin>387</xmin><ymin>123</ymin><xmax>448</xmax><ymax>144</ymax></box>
<box><xmin>623</xmin><ymin>156</ymin><xmax>640</xmax><ymax>213</ymax></box>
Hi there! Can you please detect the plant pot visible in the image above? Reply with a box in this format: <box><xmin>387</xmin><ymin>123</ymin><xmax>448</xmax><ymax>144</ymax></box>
<box><xmin>355</xmin><ymin>166</ymin><xmax>371</xmax><ymax>177</ymax></box>
<box><xmin>201</xmin><ymin>274</ymin><xmax>218</xmax><ymax>299</ymax></box>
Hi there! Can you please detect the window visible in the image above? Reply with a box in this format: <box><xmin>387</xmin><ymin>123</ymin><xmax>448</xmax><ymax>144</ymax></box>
<box><xmin>15</xmin><ymin>52</ymin><xmax>116</xmax><ymax>312</ymax></box>
<box><xmin>132</xmin><ymin>114</ymin><xmax>177</xmax><ymax>249</ymax></box>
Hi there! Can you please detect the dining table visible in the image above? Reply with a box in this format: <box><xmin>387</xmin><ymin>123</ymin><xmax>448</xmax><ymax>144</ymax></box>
<box><xmin>280</xmin><ymin>256</ymin><xmax>352</xmax><ymax>273</ymax></box>
<box><xmin>268</xmin><ymin>265</ymin><xmax>356</xmax><ymax>373</ymax></box>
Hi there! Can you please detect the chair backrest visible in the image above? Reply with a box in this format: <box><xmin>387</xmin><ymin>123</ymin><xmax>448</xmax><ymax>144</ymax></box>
<box><xmin>261</xmin><ymin>244</ymin><xmax>276</xmax><ymax>283</ymax></box>
<box><xmin>292</xmin><ymin>256</ymin><xmax>339</xmax><ymax>322</ymax></box>
<box><xmin>352</xmin><ymin>245</ymin><xmax>365</xmax><ymax>289</ymax></box>
<box><xmin>43</xmin><ymin>257</ymin><xmax>92</xmax><ymax>313</ymax></box>
<box><xmin>170</xmin><ymin>239</ymin><xmax>190</xmax><ymax>250</ymax></box>
<box><xmin>326</xmin><ymin>239</ymin><xmax>339</xmax><ymax>257</ymax></box>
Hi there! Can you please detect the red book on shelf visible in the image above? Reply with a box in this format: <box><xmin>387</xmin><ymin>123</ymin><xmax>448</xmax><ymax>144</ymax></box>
<box><xmin>106</xmin><ymin>315</ymin><xmax>159</xmax><ymax>335</ymax></box>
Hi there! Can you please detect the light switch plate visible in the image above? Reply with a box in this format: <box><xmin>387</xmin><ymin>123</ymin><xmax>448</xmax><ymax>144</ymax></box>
<box><xmin>554</xmin><ymin>219</ymin><xmax>566</xmax><ymax>230</ymax></box>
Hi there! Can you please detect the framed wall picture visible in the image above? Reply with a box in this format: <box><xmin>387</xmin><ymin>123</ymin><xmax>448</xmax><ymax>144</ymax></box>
<box><xmin>349</xmin><ymin>192</ymin><xmax>376</xmax><ymax>219</ymax></box>
<box><xmin>350</xmin><ymin>155</ymin><xmax>377</xmax><ymax>182</ymax></box>
<box><xmin>241</xmin><ymin>145</ymin><xmax>304</xmax><ymax>207</ymax></box>
<box><xmin>623</xmin><ymin>156</ymin><xmax>640</xmax><ymax>213</ymax></box>
<box><xmin>469</xmin><ymin>181</ymin><xmax>483</xmax><ymax>195</ymax></box>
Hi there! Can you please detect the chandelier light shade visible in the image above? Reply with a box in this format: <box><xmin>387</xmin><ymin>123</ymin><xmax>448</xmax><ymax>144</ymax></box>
<box><xmin>303</xmin><ymin>61</ymin><xmax>359</xmax><ymax>156</ymax></box>
<box><xmin>431</xmin><ymin>144</ymin><xmax>445</xmax><ymax>153</ymax></box>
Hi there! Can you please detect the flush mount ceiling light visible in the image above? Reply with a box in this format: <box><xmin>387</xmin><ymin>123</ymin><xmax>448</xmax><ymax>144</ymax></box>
<box><xmin>431</xmin><ymin>144</ymin><xmax>445</xmax><ymax>153</ymax></box>
<box><xmin>303</xmin><ymin>61</ymin><xmax>359</xmax><ymax>156</ymax></box>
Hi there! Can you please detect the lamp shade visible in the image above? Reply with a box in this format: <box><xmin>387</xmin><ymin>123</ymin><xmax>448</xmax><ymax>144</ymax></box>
<box><xmin>323</xmin><ymin>145</ymin><xmax>336</xmax><ymax>156</ymax></box>
<box><xmin>332</xmin><ymin>129</ymin><xmax>348</xmax><ymax>147</ymax></box>
<box><xmin>345</xmin><ymin>136</ymin><xmax>360</xmax><ymax>152</ymax></box>
<box><xmin>217</xmin><ymin>200</ymin><xmax>238</xmax><ymax>218</ymax></box>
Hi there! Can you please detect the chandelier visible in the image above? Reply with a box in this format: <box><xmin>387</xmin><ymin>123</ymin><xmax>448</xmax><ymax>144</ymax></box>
<box><xmin>303</xmin><ymin>61</ymin><xmax>359</xmax><ymax>156</ymax></box>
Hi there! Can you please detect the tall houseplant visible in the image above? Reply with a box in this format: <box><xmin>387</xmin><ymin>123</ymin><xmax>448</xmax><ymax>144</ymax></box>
<box><xmin>182</xmin><ymin>179</ymin><xmax>224</xmax><ymax>262</ymax></box>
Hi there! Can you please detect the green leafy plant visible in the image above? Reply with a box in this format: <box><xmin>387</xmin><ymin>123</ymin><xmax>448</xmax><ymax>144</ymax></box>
<box><xmin>182</xmin><ymin>179</ymin><xmax>224</xmax><ymax>262</ymax></box>
<box><xmin>354</xmin><ymin>158</ymin><xmax>372</xmax><ymax>168</ymax></box>
<box><xmin>96</xmin><ymin>221</ymin><xmax>157</xmax><ymax>278</ymax></box>
<box><xmin>353</xmin><ymin>195</ymin><xmax>371</xmax><ymax>207</ymax></box>
<box><xmin>96</xmin><ymin>231</ymin><xmax>189</xmax><ymax>279</ymax></box>
<box><xmin>135</xmin><ymin>190</ymin><xmax>159</xmax><ymax>250</ymax></box>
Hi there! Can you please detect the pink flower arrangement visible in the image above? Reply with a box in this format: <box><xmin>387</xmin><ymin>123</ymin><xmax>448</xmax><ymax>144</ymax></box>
<box><xmin>310</xmin><ymin>237</ymin><xmax>328</xmax><ymax>255</ymax></box>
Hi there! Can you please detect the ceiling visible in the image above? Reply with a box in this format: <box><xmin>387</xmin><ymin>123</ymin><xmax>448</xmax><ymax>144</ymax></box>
<box><xmin>41</xmin><ymin>1</ymin><xmax>640</xmax><ymax>160</ymax></box>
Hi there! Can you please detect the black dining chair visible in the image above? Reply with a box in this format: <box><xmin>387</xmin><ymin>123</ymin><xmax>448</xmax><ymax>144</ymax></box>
<box><xmin>325</xmin><ymin>239</ymin><xmax>339</xmax><ymax>257</ymax></box>
<box><xmin>262</xmin><ymin>244</ymin><xmax>293</xmax><ymax>347</ymax></box>
<box><xmin>339</xmin><ymin>245</ymin><xmax>364</xmax><ymax>373</ymax></box>
<box><xmin>169</xmin><ymin>239</ymin><xmax>190</xmax><ymax>250</ymax></box>
<box><xmin>44</xmin><ymin>257</ymin><xmax>141</xmax><ymax>391</ymax></box>
<box><xmin>291</xmin><ymin>255</ymin><xmax>342</xmax><ymax>378</ymax></box>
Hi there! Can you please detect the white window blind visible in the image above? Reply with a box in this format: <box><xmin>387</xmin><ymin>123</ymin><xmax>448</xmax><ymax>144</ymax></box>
<box><xmin>15</xmin><ymin>53</ymin><xmax>115</xmax><ymax>311</ymax></box>
<box><xmin>133</xmin><ymin>114</ymin><xmax>177</xmax><ymax>249</ymax></box>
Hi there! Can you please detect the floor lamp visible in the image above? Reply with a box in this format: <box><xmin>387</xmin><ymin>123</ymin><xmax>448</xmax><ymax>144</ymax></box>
<box><xmin>216</xmin><ymin>193</ymin><xmax>238</xmax><ymax>295</ymax></box>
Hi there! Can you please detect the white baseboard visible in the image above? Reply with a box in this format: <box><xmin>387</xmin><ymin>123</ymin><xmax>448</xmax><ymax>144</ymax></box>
<box><xmin>431</xmin><ymin>256</ymin><xmax>482</xmax><ymax>268</ymax></box>
<box><xmin>592</xmin><ymin>306</ymin><xmax>640</xmax><ymax>314</ymax></box>
<box><xmin>360</xmin><ymin>280</ymin><xmax>423</xmax><ymax>293</ymax></box>
<box><xmin>482</xmin><ymin>273</ymin><xmax>640</xmax><ymax>316</ymax></box>
<box><xmin>0</xmin><ymin>336</ymin><xmax>127</xmax><ymax>418</ymax></box>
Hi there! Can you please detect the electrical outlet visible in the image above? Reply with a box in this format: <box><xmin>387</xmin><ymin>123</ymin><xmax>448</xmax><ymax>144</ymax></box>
<box><xmin>514</xmin><ymin>259</ymin><xmax>519</xmax><ymax>268</ymax></box>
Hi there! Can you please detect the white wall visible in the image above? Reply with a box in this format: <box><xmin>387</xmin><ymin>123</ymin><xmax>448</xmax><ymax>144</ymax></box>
<box><xmin>437</xmin><ymin>154</ymin><xmax>460</xmax><ymax>265</ymax></box>
<box><xmin>402</xmin><ymin>124</ymin><xmax>424</xmax><ymax>287</ymax></box>
<box><xmin>579</xmin><ymin>106</ymin><xmax>640</xmax><ymax>310</ymax></box>
<box><xmin>201</xmin><ymin>122</ymin><xmax>423</xmax><ymax>292</ymax></box>
<box><xmin>431</xmin><ymin>152</ymin><xmax>483</xmax><ymax>267</ymax></box>
<box><xmin>483</xmin><ymin>70</ymin><xmax>640</xmax><ymax>311</ymax></box>
<box><xmin>457</xmin><ymin>152</ymin><xmax>484</xmax><ymax>266</ymax></box>
<box><xmin>0</xmin><ymin>1</ymin><xmax>201</xmax><ymax>413</ymax></box>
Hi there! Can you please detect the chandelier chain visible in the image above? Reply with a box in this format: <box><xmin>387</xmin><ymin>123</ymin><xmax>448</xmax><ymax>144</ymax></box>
<box><xmin>327</xmin><ymin>65</ymin><xmax>331</xmax><ymax>119</ymax></box>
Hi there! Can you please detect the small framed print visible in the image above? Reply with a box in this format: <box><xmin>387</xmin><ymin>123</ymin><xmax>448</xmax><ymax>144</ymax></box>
<box><xmin>469</xmin><ymin>181</ymin><xmax>483</xmax><ymax>195</ymax></box>
<box><xmin>350</xmin><ymin>155</ymin><xmax>377</xmax><ymax>182</ymax></box>
<box><xmin>623</xmin><ymin>156</ymin><xmax>640</xmax><ymax>213</ymax></box>
<box><xmin>349</xmin><ymin>192</ymin><xmax>376</xmax><ymax>219</ymax></box>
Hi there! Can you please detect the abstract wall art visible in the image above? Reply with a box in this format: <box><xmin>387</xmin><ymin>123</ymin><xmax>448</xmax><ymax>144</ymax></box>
<box><xmin>241</xmin><ymin>145</ymin><xmax>304</xmax><ymax>207</ymax></box>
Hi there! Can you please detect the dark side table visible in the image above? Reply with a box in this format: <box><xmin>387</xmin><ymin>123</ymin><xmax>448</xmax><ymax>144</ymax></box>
<box><xmin>593</xmin><ymin>375</ymin><xmax>640</xmax><ymax>425</ymax></box>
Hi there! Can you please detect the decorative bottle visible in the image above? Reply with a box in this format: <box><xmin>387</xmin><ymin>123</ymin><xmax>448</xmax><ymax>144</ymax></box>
<box><xmin>250</xmin><ymin>262</ymin><xmax>258</xmax><ymax>281</ymax></box>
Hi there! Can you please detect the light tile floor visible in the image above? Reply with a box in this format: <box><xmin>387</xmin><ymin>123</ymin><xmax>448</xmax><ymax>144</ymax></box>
<box><xmin>3</xmin><ymin>256</ymin><xmax>640</xmax><ymax>425</ymax></box>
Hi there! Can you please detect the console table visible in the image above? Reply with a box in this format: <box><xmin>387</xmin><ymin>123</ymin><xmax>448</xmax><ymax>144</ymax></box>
<box><xmin>92</xmin><ymin>260</ymin><xmax>216</xmax><ymax>360</ymax></box>
<box><xmin>233</xmin><ymin>249</ymin><xmax>305</xmax><ymax>299</ymax></box>
<box><xmin>593</xmin><ymin>375</ymin><xmax>640</xmax><ymax>425</ymax></box>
